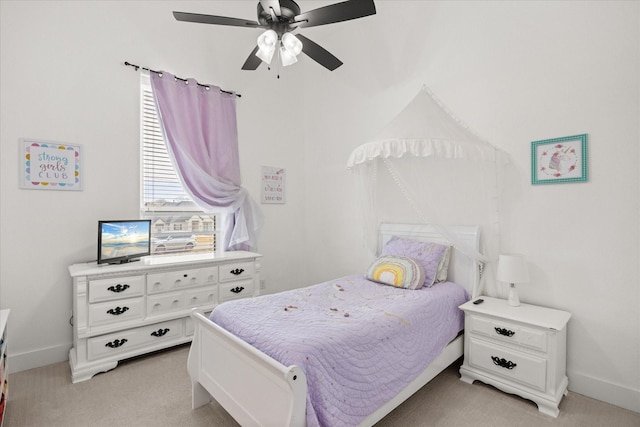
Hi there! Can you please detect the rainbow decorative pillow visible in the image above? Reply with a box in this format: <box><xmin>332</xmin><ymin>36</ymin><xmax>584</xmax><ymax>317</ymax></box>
<box><xmin>365</xmin><ymin>256</ymin><xmax>426</xmax><ymax>290</ymax></box>
<box><xmin>381</xmin><ymin>236</ymin><xmax>451</xmax><ymax>288</ymax></box>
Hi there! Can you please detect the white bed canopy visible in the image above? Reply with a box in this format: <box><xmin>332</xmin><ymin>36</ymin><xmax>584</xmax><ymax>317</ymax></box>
<box><xmin>348</xmin><ymin>86</ymin><xmax>509</xmax><ymax>297</ymax></box>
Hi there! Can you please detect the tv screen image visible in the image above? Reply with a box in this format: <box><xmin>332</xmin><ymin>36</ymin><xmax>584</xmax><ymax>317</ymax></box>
<box><xmin>98</xmin><ymin>220</ymin><xmax>151</xmax><ymax>264</ymax></box>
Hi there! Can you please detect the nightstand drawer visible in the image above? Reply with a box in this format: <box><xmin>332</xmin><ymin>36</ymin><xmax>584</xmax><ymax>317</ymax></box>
<box><xmin>469</xmin><ymin>315</ymin><xmax>547</xmax><ymax>352</ymax></box>
<box><xmin>468</xmin><ymin>338</ymin><xmax>547</xmax><ymax>391</ymax></box>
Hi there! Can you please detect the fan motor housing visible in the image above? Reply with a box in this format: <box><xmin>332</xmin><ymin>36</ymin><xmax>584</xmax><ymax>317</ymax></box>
<box><xmin>257</xmin><ymin>0</ymin><xmax>301</xmax><ymax>32</ymax></box>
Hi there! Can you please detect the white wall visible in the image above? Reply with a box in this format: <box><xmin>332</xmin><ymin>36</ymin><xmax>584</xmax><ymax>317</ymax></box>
<box><xmin>1</xmin><ymin>0</ymin><xmax>638</xmax><ymax>414</ymax></box>
<box><xmin>300</xmin><ymin>0</ymin><xmax>639</xmax><ymax>413</ymax></box>
<box><xmin>0</xmin><ymin>0</ymin><xmax>306</xmax><ymax>371</ymax></box>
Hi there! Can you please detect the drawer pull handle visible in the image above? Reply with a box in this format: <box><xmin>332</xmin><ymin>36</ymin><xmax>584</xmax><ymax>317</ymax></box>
<box><xmin>105</xmin><ymin>338</ymin><xmax>128</xmax><ymax>349</ymax></box>
<box><xmin>106</xmin><ymin>306</ymin><xmax>129</xmax><ymax>316</ymax></box>
<box><xmin>491</xmin><ymin>356</ymin><xmax>517</xmax><ymax>370</ymax></box>
<box><xmin>495</xmin><ymin>327</ymin><xmax>515</xmax><ymax>337</ymax></box>
<box><xmin>107</xmin><ymin>284</ymin><xmax>130</xmax><ymax>293</ymax></box>
<box><xmin>230</xmin><ymin>286</ymin><xmax>244</xmax><ymax>294</ymax></box>
<box><xmin>230</xmin><ymin>268</ymin><xmax>244</xmax><ymax>276</ymax></box>
<box><xmin>151</xmin><ymin>328</ymin><xmax>170</xmax><ymax>337</ymax></box>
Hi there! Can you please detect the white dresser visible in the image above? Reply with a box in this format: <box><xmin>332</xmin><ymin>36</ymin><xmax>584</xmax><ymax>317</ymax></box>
<box><xmin>459</xmin><ymin>297</ymin><xmax>571</xmax><ymax>417</ymax></box>
<box><xmin>69</xmin><ymin>251</ymin><xmax>261</xmax><ymax>383</ymax></box>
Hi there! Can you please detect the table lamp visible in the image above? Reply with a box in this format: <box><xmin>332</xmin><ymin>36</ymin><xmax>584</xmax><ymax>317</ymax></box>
<box><xmin>497</xmin><ymin>254</ymin><xmax>530</xmax><ymax>307</ymax></box>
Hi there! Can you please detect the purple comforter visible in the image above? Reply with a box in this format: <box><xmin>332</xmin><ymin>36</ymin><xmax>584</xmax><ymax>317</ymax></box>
<box><xmin>210</xmin><ymin>275</ymin><xmax>468</xmax><ymax>427</ymax></box>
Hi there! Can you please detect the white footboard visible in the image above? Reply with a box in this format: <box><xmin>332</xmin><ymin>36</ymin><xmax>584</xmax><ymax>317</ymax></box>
<box><xmin>187</xmin><ymin>309</ymin><xmax>307</xmax><ymax>427</ymax></box>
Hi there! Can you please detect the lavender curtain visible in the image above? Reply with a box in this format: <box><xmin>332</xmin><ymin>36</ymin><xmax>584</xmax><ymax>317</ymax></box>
<box><xmin>150</xmin><ymin>71</ymin><xmax>263</xmax><ymax>251</ymax></box>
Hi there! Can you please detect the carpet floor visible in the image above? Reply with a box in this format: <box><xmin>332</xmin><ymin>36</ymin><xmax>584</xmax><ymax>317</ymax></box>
<box><xmin>5</xmin><ymin>344</ymin><xmax>639</xmax><ymax>427</ymax></box>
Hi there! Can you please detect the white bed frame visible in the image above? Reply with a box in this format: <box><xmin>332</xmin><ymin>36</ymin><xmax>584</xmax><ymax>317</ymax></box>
<box><xmin>187</xmin><ymin>223</ymin><xmax>480</xmax><ymax>426</ymax></box>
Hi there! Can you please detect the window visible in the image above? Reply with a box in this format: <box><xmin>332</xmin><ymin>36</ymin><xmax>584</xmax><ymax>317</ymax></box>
<box><xmin>140</xmin><ymin>73</ymin><xmax>218</xmax><ymax>255</ymax></box>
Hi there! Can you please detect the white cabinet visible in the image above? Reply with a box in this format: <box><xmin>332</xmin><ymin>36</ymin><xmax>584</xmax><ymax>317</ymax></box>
<box><xmin>459</xmin><ymin>297</ymin><xmax>571</xmax><ymax>417</ymax></box>
<box><xmin>0</xmin><ymin>309</ymin><xmax>9</xmax><ymax>427</ymax></box>
<box><xmin>69</xmin><ymin>251</ymin><xmax>261</xmax><ymax>383</ymax></box>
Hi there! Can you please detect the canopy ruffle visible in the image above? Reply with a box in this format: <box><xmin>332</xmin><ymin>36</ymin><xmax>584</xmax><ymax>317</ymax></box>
<box><xmin>347</xmin><ymin>138</ymin><xmax>501</xmax><ymax>169</ymax></box>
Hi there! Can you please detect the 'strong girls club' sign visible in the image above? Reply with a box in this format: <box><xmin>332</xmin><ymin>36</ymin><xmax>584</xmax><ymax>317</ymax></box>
<box><xmin>20</xmin><ymin>139</ymin><xmax>82</xmax><ymax>190</ymax></box>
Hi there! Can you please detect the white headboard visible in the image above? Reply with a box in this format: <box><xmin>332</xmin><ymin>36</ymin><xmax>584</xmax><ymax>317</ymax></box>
<box><xmin>378</xmin><ymin>223</ymin><xmax>481</xmax><ymax>297</ymax></box>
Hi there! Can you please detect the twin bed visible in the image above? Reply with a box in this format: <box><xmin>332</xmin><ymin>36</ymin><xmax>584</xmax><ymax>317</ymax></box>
<box><xmin>187</xmin><ymin>223</ymin><xmax>481</xmax><ymax>426</ymax></box>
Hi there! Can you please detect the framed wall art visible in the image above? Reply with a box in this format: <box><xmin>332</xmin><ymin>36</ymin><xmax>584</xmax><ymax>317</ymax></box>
<box><xmin>261</xmin><ymin>166</ymin><xmax>285</xmax><ymax>204</ymax></box>
<box><xmin>531</xmin><ymin>134</ymin><xmax>588</xmax><ymax>185</ymax></box>
<box><xmin>19</xmin><ymin>138</ymin><xmax>82</xmax><ymax>190</ymax></box>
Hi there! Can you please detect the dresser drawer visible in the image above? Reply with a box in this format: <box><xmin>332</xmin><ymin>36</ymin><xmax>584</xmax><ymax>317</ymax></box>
<box><xmin>147</xmin><ymin>267</ymin><xmax>217</xmax><ymax>294</ymax></box>
<box><xmin>87</xmin><ymin>319</ymin><xmax>182</xmax><ymax>361</ymax></box>
<box><xmin>147</xmin><ymin>291</ymin><xmax>184</xmax><ymax>317</ymax></box>
<box><xmin>219</xmin><ymin>279</ymin><xmax>254</xmax><ymax>302</ymax></box>
<box><xmin>469</xmin><ymin>314</ymin><xmax>547</xmax><ymax>352</ymax></box>
<box><xmin>468</xmin><ymin>337</ymin><xmax>547</xmax><ymax>391</ymax></box>
<box><xmin>185</xmin><ymin>286</ymin><xmax>217</xmax><ymax>309</ymax></box>
<box><xmin>89</xmin><ymin>297</ymin><xmax>144</xmax><ymax>327</ymax></box>
<box><xmin>146</xmin><ymin>286</ymin><xmax>217</xmax><ymax>318</ymax></box>
<box><xmin>219</xmin><ymin>262</ymin><xmax>254</xmax><ymax>282</ymax></box>
<box><xmin>89</xmin><ymin>276</ymin><xmax>144</xmax><ymax>303</ymax></box>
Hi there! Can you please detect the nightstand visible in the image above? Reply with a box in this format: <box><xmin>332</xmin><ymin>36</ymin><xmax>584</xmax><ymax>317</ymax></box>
<box><xmin>459</xmin><ymin>297</ymin><xmax>571</xmax><ymax>417</ymax></box>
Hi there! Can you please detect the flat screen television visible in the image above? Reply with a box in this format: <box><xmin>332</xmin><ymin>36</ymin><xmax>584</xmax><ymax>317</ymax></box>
<box><xmin>97</xmin><ymin>220</ymin><xmax>151</xmax><ymax>264</ymax></box>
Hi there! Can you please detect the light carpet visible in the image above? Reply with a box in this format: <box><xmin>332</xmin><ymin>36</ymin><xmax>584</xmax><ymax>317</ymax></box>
<box><xmin>5</xmin><ymin>344</ymin><xmax>639</xmax><ymax>427</ymax></box>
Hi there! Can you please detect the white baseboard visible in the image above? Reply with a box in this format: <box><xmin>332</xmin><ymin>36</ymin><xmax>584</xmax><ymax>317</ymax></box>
<box><xmin>7</xmin><ymin>343</ymin><xmax>71</xmax><ymax>374</ymax></box>
<box><xmin>569</xmin><ymin>370</ymin><xmax>640</xmax><ymax>413</ymax></box>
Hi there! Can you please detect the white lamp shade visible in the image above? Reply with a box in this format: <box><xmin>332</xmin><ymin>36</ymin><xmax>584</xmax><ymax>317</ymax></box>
<box><xmin>497</xmin><ymin>254</ymin><xmax>530</xmax><ymax>284</ymax></box>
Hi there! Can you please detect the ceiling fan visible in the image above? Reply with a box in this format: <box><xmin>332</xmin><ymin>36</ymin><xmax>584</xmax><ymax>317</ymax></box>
<box><xmin>173</xmin><ymin>0</ymin><xmax>376</xmax><ymax>71</ymax></box>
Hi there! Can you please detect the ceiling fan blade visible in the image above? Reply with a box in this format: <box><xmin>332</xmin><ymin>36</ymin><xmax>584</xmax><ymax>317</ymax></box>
<box><xmin>259</xmin><ymin>0</ymin><xmax>281</xmax><ymax>17</ymax></box>
<box><xmin>296</xmin><ymin>34</ymin><xmax>343</xmax><ymax>71</ymax></box>
<box><xmin>241</xmin><ymin>46</ymin><xmax>263</xmax><ymax>70</ymax></box>
<box><xmin>173</xmin><ymin>11</ymin><xmax>261</xmax><ymax>28</ymax></box>
<box><xmin>295</xmin><ymin>0</ymin><xmax>376</xmax><ymax>29</ymax></box>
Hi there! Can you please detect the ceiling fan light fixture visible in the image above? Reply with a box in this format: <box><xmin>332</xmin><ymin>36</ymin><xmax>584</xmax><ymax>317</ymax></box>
<box><xmin>256</xmin><ymin>29</ymin><xmax>278</xmax><ymax>64</ymax></box>
<box><xmin>281</xmin><ymin>32</ymin><xmax>303</xmax><ymax>56</ymax></box>
<box><xmin>279</xmin><ymin>45</ymin><xmax>298</xmax><ymax>66</ymax></box>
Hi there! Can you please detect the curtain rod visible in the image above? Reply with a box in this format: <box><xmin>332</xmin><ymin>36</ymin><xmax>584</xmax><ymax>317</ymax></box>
<box><xmin>124</xmin><ymin>61</ymin><xmax>241</xmax><ymax>98</ymax></box>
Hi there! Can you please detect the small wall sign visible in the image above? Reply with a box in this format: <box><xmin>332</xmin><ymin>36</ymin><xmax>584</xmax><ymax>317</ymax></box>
<box><xmin>531</xmin><ymin>134</ymin><xmax>588</xmax><ymax>185</ymax></box>
<box><xmin>261</xmin><ymin>166</ymin><xmax>285</xmax><ymax>204</ymax></box>
<box><xmin>19</xmin><ymin>138</ymin><xmax>82</xmax><ymax>190</ymax></box>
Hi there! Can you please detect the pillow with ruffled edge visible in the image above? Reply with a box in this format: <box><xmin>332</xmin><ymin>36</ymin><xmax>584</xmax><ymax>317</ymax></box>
<box><xmin>381</xmin><ymin>236</ymin><xmax>450</xmax><ymax>287</ymax></box>
<box><xmin>365</xmin><ymin>255</ymin><xmax>426</xmax><ymax>290</ymax></box>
